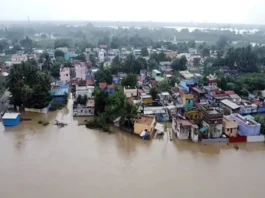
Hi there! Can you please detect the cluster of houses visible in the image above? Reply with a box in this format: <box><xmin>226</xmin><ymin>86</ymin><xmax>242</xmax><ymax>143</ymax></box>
<box><xmin>1</xmin><ymin>44</ymin><xmax>265</xmax><ymax>144</ymax></box>
<box><xmin>122</xmin><ymin>69</ymin><xmax>265</xmax><ymax>143</ymax></box>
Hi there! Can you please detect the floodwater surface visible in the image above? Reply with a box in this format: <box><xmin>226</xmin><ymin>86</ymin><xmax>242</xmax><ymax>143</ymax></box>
<box><xmin>0</xmin><ymin>102</ymin><xmax>265</xmax><ymax>198</ymax></box>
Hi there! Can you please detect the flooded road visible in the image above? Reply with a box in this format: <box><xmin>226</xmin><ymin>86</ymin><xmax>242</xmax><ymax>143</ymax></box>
<box><xmin>1</xmin><ymin>103</ymin><xmax>265</xmax><ymax>198</ymax></box>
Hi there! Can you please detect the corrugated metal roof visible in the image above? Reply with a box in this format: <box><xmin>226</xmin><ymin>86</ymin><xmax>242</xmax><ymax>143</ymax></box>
<box><xmin>221</xmin><ymin>99</ymin><xmax>240</xmax><ymax>110</ymax></box>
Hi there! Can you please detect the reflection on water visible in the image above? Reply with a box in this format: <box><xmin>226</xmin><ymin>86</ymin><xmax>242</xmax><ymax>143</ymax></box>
<box><xmin>0</xmin><ymin>106</ymin><xmax>265</xmax><ymax>198</ymax></box>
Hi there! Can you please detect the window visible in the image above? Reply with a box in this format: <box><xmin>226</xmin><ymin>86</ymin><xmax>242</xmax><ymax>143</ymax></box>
<box><xmin>66</xmin><ymin>74</ymin><xmax>69</xmax><ymax>76</ymax></box>
<box><xmin>227</xmin><ymin>128</ymin><xmax>229</xmax><ymax>132</ymax></box>
<box><xmin>80</xmin><ymin>110</ymin><xmax>83</xmax><ymax>113</ymax></box>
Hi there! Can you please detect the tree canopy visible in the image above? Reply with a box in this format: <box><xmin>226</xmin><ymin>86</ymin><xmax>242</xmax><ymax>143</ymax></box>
<box><xmin>7</xmin><ymin>61</ymin><xmax>52</xmax><ymax>109</ymax></box>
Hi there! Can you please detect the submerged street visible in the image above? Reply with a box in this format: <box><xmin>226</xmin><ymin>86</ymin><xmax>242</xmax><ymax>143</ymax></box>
<box><xmin>0</xmin><ymin>100</ymin><xmax>265</xmax><ymax>198</ymax></box>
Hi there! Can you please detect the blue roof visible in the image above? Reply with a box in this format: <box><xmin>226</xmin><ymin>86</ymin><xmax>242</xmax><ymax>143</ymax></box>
<box><xmin>51</xmin><ymin>84</ymin><xmax>69</xmax><ymax>96</ymax></box>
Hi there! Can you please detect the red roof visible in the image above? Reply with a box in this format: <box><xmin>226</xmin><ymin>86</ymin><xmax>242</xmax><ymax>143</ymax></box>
<box><xmin>86</xmin><ymin>79</ymin><xmax>94</xmax><ymax>86</ymax></box>
<box><xmin>107</xmin><ymin>84</ymin><xmax>115</xmax><ymax>89</ymax></box>
<box><xmin>99</xmin><ymin>82</ymin><xmax>107</xmax><ymax>89</ymax></box>
<box><xmin>225</xmin><ymin>91</ymin><xmax>236</xmax><ymax>95</ymax></box>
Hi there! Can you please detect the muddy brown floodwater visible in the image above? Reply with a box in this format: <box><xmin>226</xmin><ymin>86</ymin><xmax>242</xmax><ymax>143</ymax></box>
<box><xmin>1</xmin><ymin>101</ymin><xmax>265</xmax><ymax>198</ymax></box>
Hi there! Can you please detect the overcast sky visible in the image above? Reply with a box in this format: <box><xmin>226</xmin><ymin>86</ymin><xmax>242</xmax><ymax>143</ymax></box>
<box><xmin>0</xmin><ymin>0</ymin><xmax>264</xmax><ymax>24</ymax></box>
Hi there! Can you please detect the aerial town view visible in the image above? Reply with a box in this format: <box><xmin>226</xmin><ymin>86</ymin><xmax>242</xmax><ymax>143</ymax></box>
<box><xmin>1</xmin><ymin>1</ymin><xmax>265</xmax><ymax>198</ymax></box>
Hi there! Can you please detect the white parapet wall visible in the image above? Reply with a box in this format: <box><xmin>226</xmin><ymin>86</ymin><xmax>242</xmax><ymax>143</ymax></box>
<box><xmin>247</xmin><ymin>135</ymin><xmax>265</xmax><ymax>143</ymax></box>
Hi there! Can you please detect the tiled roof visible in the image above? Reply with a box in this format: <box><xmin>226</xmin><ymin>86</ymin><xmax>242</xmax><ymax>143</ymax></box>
<box><xmin>99</xmin><ymin>82</ymin><xmax>107</xmax><ymax>89</ymax></box>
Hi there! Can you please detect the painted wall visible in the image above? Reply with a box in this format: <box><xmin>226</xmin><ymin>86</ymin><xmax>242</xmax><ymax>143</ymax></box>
<box><xmin>134</xmin><ymin>119</ymin><xmax>155</xmax><ymax>135</ymax></box>
<box><xmin>247</xmin><ymin>135</ymin><xmax>265</xmax><ymax>143</ymax></box>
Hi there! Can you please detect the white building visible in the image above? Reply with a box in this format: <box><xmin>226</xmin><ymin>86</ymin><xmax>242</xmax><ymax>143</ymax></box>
<box><xmin>60</xmin><ymin>67</ymin><xmax>70</xmax><ymax>83</ymax></box>
<box><xmin>73</xmin><ymin>99</ymin><xmax>95</xmax><ymax>117</ymax></box>
<box><xmin>74</xmin><ymin>63</ymin><xmax>87</xmax><ymax>80</ymax></box>
<box><xmin>124</xmin><ymin>86</ymin><xmax>138</xmax><ymax>98</ymax></box>
<box><xmin>98</xmin><ymin>49</ymin><xmax>105</xmax><ymax>63</ymax></box>
<box><xmin>76</xmin><ymin>86</ymin><xmax>95</xmax><ymax>98</ymax></box>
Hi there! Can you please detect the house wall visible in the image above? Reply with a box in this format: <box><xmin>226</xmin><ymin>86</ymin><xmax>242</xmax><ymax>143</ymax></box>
<box><xmin>142</xmin><ymin>98</ymin><xmax>153</xmax><ymax>105</ymax></box>
<box><xmin>76</xmin><ymin>86</ymin><xmax>94</xmax><ymax>98</ymax></box>
<box><xmin>75</xmin><ymin>65</ymin><xmax>87</xmax><ymax>80</ymax></box>
<box><xmin>124</xmin><ymin>89</ymin><xmax>137</xmax><ymax>98</ymax></box>
<box><xmin>60</xmin><ymin>68</ymin><xmax>70</xmax><ymax>83</ymax></box>
<box><xmin>202</xmin><ymin>121</ymin><xmax>223</xmax><ymax>138</ymax></box>
<box><xmin>73</xmin><ymin>107</ymin><xmax>94</xmax><ymax>116</ymax></box>
<box><xmin>134</xmin><ymin>119</ymin><xmax>155</xmax><ymax>135</ymax></box>
<box><xmin>247</xmin><ymin>135</ymin><xmax>265</xmax><ymax>143</ymax></box>
<box><xmin>24</xmin><ymin>103</ymin><xmax>52</xmax><ymax>114</ymax></box>
<box><xmin>231</xmin><ymin>114</ymin><xmax>261</xmax><ymax>136</ymax></box>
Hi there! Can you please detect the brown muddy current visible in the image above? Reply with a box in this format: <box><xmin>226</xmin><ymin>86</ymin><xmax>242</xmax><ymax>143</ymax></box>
<box><xmin>0</xmin><ymin>100</ymin><xmax>265</xmax><ymax>198</ymax></box>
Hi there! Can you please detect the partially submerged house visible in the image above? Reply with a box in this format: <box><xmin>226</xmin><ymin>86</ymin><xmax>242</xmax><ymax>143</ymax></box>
<box><xmin>134</xmin><ymin>115</ymin><xmax>156</xmax><ymax>137</ymax></box>
<box><xmin>199</xmin><ymin>105</ymin><xmax>223</xmax><ymax>138</ymax></box>
<box><xmin>73</xmin><ymin>99</ymin><xmax>95</xmax><ymax>117</ymax></box>
<box><xmin>51</xmin><ymin>84</ymin><xmax>69</xmax><ymax>103</ymax></box>
<box><xmin>223</xmin><ymin>116</ymin><xmax>238</xmax><ymax>137</ymax></box>
<box><xmin>229</xmin><ymin>114</ymin><xmax>261</xmax><ymax>136</ymax></box>
<box><xmin>172</xmin><ymin>115</ymin><xmax>198</xmax><ymax>140</ymax></box>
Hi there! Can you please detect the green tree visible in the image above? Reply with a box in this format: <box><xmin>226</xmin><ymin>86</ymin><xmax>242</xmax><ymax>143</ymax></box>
<box><xmin>7</xmin><ymin>61</ymin><xmax>51</xmax><ymax>109</ymax></box>
<box><xmin>202</xmin><ymin>47</ymin><xmax>210</xmax><ymax>57</ymax></box>
<box><xmin>150</xmin><ymin>88</ymin><xmax>158</xmax><ymax>100</ymax></box>
<box><xmin>141</xmin><ymin>47</ymin><xmax>149</xmax><ymax>56</ymax></box>
<box><xmin>171</xmin><ymin>56</ymin><xmax>187</xmax><ymax>71</ymax></box>
<box><xmin>158</xmin><ymin>80</ymin><xmax>171</xmax><ymax>92</ymax></box>
<box><xmin>148</xmin><ymin>59</ymin><xmax>159</xmax><ymax>71</ymax></box>
<box><xmin>187</xmin><ymin>40</ymin><xmax>196</xmax><ymax>48</ymax></box>
<box><xmin>94</xmin><ymin>89</ymin><xmax>109</xmax><ymax>114</ymax></box>
<box><xmin>95</xmin><ymin>69</ymin><xmax>113</xmax><ymax>84</ymax></box>
<box><xmin>121</xmin><ymin>74</ymin><xmax>138</xmax><ymax>87</ymax></box>
<box><xmin>54</xmin><ymin>50</ymin><xmax>65</xmax><ymax>58</ymax></box>
<box><xmin>193</xmin><ymin>57</ymin><xmax>201</xmax><ymax>66</ymax></box>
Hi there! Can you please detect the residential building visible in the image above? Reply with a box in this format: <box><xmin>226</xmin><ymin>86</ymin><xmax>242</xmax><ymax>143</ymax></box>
<box><xmin>207</xmin><ymin>73</ymin><xmax>217</xmax><ymax>87</ymax></box>
<box><xmin>74</xmin><ymin>63</ymin><xmax>87</xmax><ymax>80</ymax></box>
<box><xmin>152</xmin><ymin>69</ymin><xmax>161</xmax><ymax>79</ymax></box>
<box><xmin>220</xmin><ymin>99</ymin><xmax>240</xmax><ymax>114</ymax></box>
<box><xmin>76</xmin><ymin>85</ymin><xmax>95</xmax><ymax>98</ymax></box>
<box><xmin>158</xmin><ymin>92</ymin><xmax>172</xmax><ymax>106</ymax></box>
<box><xmin>124</xmin><ymin>86</ymin><xmax>138</xmax><ymax>98</ymax></box>
<box><xmin>203</xmin><ymin>86</ymin><xmax>230</xmax><ymax>104</ymax></box>
<box><xmin>181</xmin><ymin>93</ymin><xmax>194</xmax><ymax>111</ymax></box>
<box><xmin>2</xmin><ymin>113</ymin><xmax>21</xmax><ymax>127</ymax></box>
<box><xmin>134</xmin><ymin>115</ymin><xmax>156</xmax><ymax>136</ymax></box>
<box><xmin>199</xmin><ymin>105</ymin><xmax>223</xmax><ymax>138</ymax></box>
<box><xmin>11</xmin><ymin>54</ymin><xmax>27</xmax><ymax>64</ymax></box>
<box><xmin>184</xmin><ymin>110</ymin><xmax>203</xmax><ymax>121</ymax></box>
<box><xmin>229</xmin><ymin>114</ymin><xmax>261</xmax><ymax>136</ymax></box>
<box><xmin>98</xmin><ymin>49</ymin><xmax>105</xmax><ymax>62</ymax></box>
<box><xmin>140</xmin><ymin>94</ymin><xmax>152</xmax><ymax>106</ymax></box>
<box><xmin>240</xmin><ymin>102</ymin><xmax>258</xmax><ymax>115</ymax></box>
<box><xmin>179</xmin><ymin>70</ymin><xmax>194</xmax><ymax>79</ymax></box>
<box><xmin>65</xmin><ymin>51</ymin><xmax>78</xmax><ymax>61</ymax></box>
<box><xmin>51</xmin><ymin>84</ymin><xmax>69</xmax><ymax>104</ymax></box>
<box><xmin>60</xmin><ymin>67</ymin><xmax>70</xmax><ymax>83</ymax></box>
<box><xmin>172</xmin><ymin>116</ymin><xmax>198</xmax><ymax>140</ymax></box>
<box><xmin>223</xmin><ymin>116</ymin><xmax>238</xmax><ymax>137</ymax></box>
<box><xmin>73</xmin><ymin>99</ymin><xmax>95</xmax><ymax>117</ymax></box>
<box><xmin>191</xmin><ymin>87</ymin><xmax>207</xmax><ymax>104</ymax></box>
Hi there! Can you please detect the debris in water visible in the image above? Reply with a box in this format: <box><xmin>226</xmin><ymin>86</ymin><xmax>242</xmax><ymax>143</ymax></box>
<box><xmin>234</xmin><ymin>145</ymin><xmax>239</xmax><ymax>150</ymax></box>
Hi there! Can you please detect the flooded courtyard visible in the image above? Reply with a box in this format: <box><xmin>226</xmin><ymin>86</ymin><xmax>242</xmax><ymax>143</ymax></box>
<box><xmin>0</xmin><ymin>102</ymin><xmax>265</xmax><ymax>198</ymax></box>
